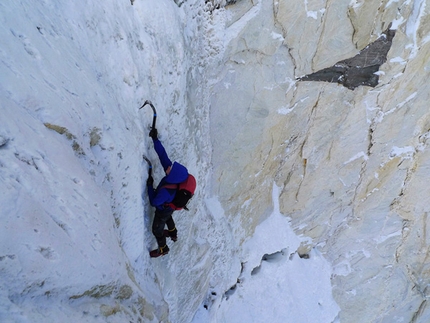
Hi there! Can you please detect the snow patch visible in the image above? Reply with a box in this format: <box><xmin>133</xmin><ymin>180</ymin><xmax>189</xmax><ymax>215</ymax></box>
<box><xmin>396</xmin><ymin>92</ymin><xmax>417</xmax><ymax>109</ymax></box>
<box><xmin>204</xmin><ymin>183</ymin><xmax>340</xmax><ymax>323</ymax></box>
<box><xmin>390</xmin><ymin>146</ymin><xmax>415</xmax><ymax>159</ymax></box>
<box><xmin>271</xmin><ymin>31</ymin><xmax>284</xmax><ymax>41</ymax></box>
<box><xmin>344</xmin><ymin>151</ymin><xmax>369</xmax><ymax>165</ymax></box>
<box><xmin>405</xmin><ymin>0</ymin><xmax>426</xmax><ymax>58</ymax></box>
<box><xmin>374</xmin><ymin>230</ymin><xmax>402</xmax><ymax>244</ymax></box>
<box><xmin>278</xmin><ymin>96</ymin><xmax>309</xmax><ymax>115</ymax></box>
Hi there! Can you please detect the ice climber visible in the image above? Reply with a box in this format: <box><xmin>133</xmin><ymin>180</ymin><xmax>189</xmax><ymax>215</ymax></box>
<box><xmin>146</xmin><ymin>127</ymin><xmax>194</xmax><ymax>258</ymax></box>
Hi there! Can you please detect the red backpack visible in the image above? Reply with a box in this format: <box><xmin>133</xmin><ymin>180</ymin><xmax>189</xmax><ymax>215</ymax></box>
<box><xmin>163</xmin><ymin>174</ymin><xmax>196</xmax><ymax>210</ymax></box>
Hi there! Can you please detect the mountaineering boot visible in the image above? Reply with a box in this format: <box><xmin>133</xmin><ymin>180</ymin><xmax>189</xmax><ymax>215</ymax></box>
<box><xmin>164</xmin><ymin>228</ymin><xmax>178</xmax><ymax>242</ymax></box>
<box><xmin>149</xmin><ymin>245</ymin><xmax>169</xmax><ymax>258</ymax></box>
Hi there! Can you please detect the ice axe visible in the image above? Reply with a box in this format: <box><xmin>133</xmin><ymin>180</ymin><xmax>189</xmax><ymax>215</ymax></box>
<box><xmin>139</xmin><ymin>100</ymin><xmax>157</xmax><ymax>132</ymax></box>
<box><xmin>142</xmin><ymin>155</ymin><xmax>152</xmax><ymax>176</ymax></box>
<box><xmin>140</xmin><ymin>100</ymin><xmax>156</xmax><ymax>178</ymax></box>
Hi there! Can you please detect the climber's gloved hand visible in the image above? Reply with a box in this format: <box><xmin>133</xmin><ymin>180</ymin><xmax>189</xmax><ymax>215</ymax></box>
<box><xmin>149</xmin><ymin>128</ymin><xmax>158</xmax><ymax>139</ymax></box>
<box><xmin>147</xmin><ymin>175</ymin><xmax>154</xmax><ymax>186</ymax></box>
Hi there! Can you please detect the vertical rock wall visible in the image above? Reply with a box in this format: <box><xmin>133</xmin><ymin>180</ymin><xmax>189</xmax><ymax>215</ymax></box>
<box><xmin>209</xmin><ymin>0</ymin><xmax>430</xmax><ymax>321</ymax></box>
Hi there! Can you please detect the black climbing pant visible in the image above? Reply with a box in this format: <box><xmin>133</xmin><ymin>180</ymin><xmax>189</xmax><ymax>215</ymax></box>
<box><xmin>152</xmin><ymin>208</ymin><xmax>175</xmax><ymax>248</ymax></box>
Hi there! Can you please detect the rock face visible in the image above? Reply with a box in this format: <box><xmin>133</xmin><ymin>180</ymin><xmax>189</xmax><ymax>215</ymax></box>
<box><xmin>298</xmin><ymin>26</ymin><xmax>396</xmax><ymax>89</ymax></box>
<box><xmin>209</xmin><ymin>0</ymin><xmax>430</xmax><ymax>321</ymax></box>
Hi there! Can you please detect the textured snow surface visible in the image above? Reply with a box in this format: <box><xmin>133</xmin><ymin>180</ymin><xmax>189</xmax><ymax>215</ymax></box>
<box><xmin>3</xmin><ymin>0</ymin><xmax>430</xmax><ymax>322</ymax></box>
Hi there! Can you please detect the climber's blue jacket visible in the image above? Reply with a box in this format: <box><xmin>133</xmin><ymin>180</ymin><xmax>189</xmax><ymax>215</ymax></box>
<box><xmin>147</xmin><ymin>138</ymin><xmax>188</xmax><ymax>210</ymax></box>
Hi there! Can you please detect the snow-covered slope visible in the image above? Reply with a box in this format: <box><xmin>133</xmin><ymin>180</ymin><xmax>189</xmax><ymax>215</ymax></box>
<box><xmin>0</xmin><ymin>1</ymin><xmax>217</xmax><ymax>322</ymax></box>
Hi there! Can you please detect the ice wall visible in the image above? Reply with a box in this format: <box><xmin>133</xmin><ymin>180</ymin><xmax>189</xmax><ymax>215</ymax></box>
<box><xmin>210</xmin><ymin>0</ymin><xmax>430</xmax><ymax>321</ymax></box>
<box><xmin>0</xmin><ymin>1</ymin><xmax>224</xmax><ymax>322</ymax></box>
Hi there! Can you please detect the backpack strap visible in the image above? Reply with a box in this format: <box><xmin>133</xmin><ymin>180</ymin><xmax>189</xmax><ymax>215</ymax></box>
<box><xmin>162</xmin><ymin>183</ymin><xmax>179</xmax><ymax>190</ymax></box>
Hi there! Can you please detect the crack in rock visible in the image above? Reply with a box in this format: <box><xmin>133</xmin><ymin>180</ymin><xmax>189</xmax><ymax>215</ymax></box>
<box><xmin>410</xmin><ymin>299</ymin><xmax>427</xmax><ymax>323</ymax></box>
<box><xmin>298</xmin><ymin>24</ymin><xmax>396</xmax><ymax>90</ymax></box>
